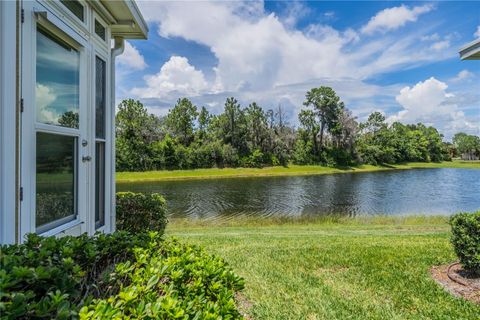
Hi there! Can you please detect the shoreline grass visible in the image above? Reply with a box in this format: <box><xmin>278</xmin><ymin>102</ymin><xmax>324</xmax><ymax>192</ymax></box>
<box><xmin>167</xmin><ymin>216</ymin><xmax>480</xmax><ymax>319</ymax></box>
<box><xmin>168</xmin><ymin>214</ymin><xmax>450</xmax><ymax>229</ymax></box>
<box><xmin>117</xmin><ymin>160</ymin><xmax>480</xmax><ymax>183</ymax></box>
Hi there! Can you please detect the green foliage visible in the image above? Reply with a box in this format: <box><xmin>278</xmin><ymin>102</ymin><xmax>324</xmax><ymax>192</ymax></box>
<box><xmin>79</xmin><ymin>237</ymin><xmax>244</xmax><ymax>319</ymax></box>
<box><xmin>165</xmin><ymin>98</ymin><xmax>198</xmax><ymax>146</ymax></box>
<box><xmin>449</xmin><ymin>211</ymin><xmax>480</xmax><ymax>273</ymax></box>
<box><xmin>357</xmin><ymin>116</ymin><xmax>449</xmax><ymax>165</ymax></box>
<box><xmin>115</xmin><ymin>87</ymin><xmax>474</xmax><ymax>172</ymax></box>
<box><xmin>453</xmin><ymin>132</ymin><xmax>480</xmax><ymax>160</ymax></box>
<box><xmin>0</xmin><ymin>233</ymin><xmax>245</xmax><ymax>319</ymax></box>
<box><xmin>0</xmin><ymin>232</ymin><xmax>149</xmax><ymax>319</ymax></box>
<box><xmin>241</xmin><ymin>149</ymin><xmax>265</xmax><ymax>168</ymax></box>
<box><xmin>303</xmin><ymin>86</ymin><xmax>346</xmax><ymax>151</ymax></box>
<box><xmin>116</xmin><ymin>192</ymin><xmax>168</xmax><ymax>234</ymax></box>
<box><xmin>116</xmin><ymin>99</ymin><xmax>162</xmax><ymax>171</ymax></box>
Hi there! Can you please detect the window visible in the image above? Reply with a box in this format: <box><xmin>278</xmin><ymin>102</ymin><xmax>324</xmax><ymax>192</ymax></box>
<box><xmin>36</xmin><ymin>28</ymin><xmax>79</xmax><ymax>128</ymax></box>
<box><xmin>95</xmin><ymin>56</ymin><xmax>106</xmax><ymax>139</ymax></box>
<box><xmin>60</xmin><ymin>0</ymin><xmax>84</xmax><ymax>22</ymax></box>
<box><xmin>36</xmin><ymin>132</ymin><xmax>77</xmax><ymax>232</ymax></box>
<box><xmin>95</xmin><ymin>19</ymin><xmax>106</xmax><ymax>41</ymax></box>
<box><xmin>95</xmin><ymin>143</ymin><xmax>105</xmax><ymax>228</ymax></box>
<box><xmin>95</xmin><ymin>56</ymin><xmax>106</xmax><ymax>228</ymax></box>
<box><xmin>35</xmin><ymin>25</ymin><xmax>81</xmax><ymax>233</ymax></box>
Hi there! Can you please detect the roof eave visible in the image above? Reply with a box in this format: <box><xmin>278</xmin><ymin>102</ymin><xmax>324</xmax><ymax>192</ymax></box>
<box><xmin>96</xmin><ymin>0</ymin><xmax>148</xmax><ymax>40</ymax></box>
<box><xmin>459</xmin><ymin>39</ymin><xmax>480</xmax><ymax>60</ymax></box>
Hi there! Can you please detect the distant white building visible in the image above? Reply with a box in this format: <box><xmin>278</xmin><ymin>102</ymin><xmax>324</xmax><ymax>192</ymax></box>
<box><xmin>0</xmin><ymin>0</ymin><xmax>148</xmax><ymax>244</ymax></box>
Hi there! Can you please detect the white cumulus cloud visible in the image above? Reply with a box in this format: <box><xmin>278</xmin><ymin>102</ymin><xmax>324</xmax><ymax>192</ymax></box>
<box><xmin>475</xmin><ymin>26</ymin><xmax>480</xmax><ymax>38</ymax></box>
<box><xmin>430</xmin><ymin>40</ymin><xmax>450</xmax><ymax>51</ymax></box>
<box><xmin>129</xmin><ymin>1</ymin><xmax>474</xmax><ymax>134</ymax></box>
<box><xmin>117</xmin><ymin>41</ymin><xmax>147</xmax><ymax>70</ymax></box>
<box><xmin>132</xmin><ymin>56</ymin><xmax>208</xmax><ymax>98</ymax></box>
<box><xmin>389</xmin><ymin>77</ymin><xmax>478</xmax><ymax>136</ymax></box>
<box><xmin>451</xmin><ymin>70</ymin><xmax>474</xmax><ymax>82</ymax></box>
<box><xmin>35</xmin><ymin>84</ymin><xmax>58</xmax><ymax>124</ymax></box>
<box><xmin>361</xmin><ymin>4</ymin><xmax>434</xmax><ymax>35</ymax></box>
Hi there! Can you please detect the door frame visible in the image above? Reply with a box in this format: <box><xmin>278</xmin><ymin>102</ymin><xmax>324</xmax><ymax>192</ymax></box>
<box><xmin>20</xmin><ymin>0</ymin><xmax>92</xmax><ymax>237</ymax></box>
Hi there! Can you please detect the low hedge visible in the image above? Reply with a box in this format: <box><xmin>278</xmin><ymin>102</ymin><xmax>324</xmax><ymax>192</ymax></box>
<box><xmin>450</xmin><ymin>211</ymin><xmax>480</xmax><ymax>274</ymax></box>
<box><xmin>0</xmin><ymin>232</ymin><xmax>245</xmax><ymax>319</ymax></box>
<box><xmin>116</xmin><ymin>192</ymin><xmax>168</xmax><ymax>234</ymax></box>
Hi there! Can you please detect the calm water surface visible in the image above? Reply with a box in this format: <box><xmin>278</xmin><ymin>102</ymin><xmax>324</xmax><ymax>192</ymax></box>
<box><xmin>117</xmin><ymin>168</ymin><xmax>480</xmax><ymax>218</ymax></box>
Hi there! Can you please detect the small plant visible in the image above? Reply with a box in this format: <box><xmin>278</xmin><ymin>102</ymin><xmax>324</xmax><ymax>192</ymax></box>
<box><xmin>116</xmin><ymin>192</ymin><xmax>168</xmax><ymax>233</ymax></box>
<box><xmin>449</xmin><ymin>211</ymin><xmax>480</xmax><ymax>274</ymax></box>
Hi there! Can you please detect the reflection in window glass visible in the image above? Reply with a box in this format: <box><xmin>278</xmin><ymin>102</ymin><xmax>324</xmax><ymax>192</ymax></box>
<box><xmin>95</xmin><ymin>56</ymin><xmax>106</xmax><ymax>138</ymax></box>
<box><xmin>36</xmin><ymin>29</ymin><xmax>79</xmax><ymax>128</ymax></box>
<box><xmin>95</xmin><ymin>20</ymin><xmax>106</xmax><ymax>41</ymax></box>
<box><xmin>36</xmin><ymin>132</ymin><xmax>76</xmax><ymax>232</ymax></box>
<box><xmin>60</xmin><ymin>0</ymin><xmax>84</xmax><ymax>21</ymax></box>
<box><xmin>95</xmin><ymin>142</ymin><xmax>105</xmax><ymax>228</ymax></box>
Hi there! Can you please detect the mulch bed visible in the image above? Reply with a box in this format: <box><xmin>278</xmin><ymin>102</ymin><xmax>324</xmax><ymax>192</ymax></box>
<box><xmin>431</xmin><ymin>262</ymin><xmax>480</xmax><ymax>304</ymax></box>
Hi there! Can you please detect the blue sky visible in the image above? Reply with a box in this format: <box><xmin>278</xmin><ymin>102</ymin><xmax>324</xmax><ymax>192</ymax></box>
<box><xmin>116</xmin><ymin>1</ymin><xmax>480</xmax><ymax>139</ymax></box>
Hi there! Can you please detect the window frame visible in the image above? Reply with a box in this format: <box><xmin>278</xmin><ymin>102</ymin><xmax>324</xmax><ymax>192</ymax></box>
<box><xmin>94</xmin><ymin>54</ymin><xmax>107</xmax><ymax>229</ymax></box>
<box><xmin>91</xmin><ymin>48</ymin><xmax>111</xmax><ymax>233</ymax></box>
<box><xmin>59</xmin><ymin>0</ymin><xmax>86</xmax><ymax>23</ymax></box>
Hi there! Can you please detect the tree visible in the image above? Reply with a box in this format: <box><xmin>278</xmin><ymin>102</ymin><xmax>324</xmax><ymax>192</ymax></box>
<box><xmin>165</xmin><ymin>98</ymin><xmax>198</xmax><ymax>146</ymax></box>
<box><xmin>453</xmin><ymin>133</ymin><xmax>480</xmax><ymax>160</ymax></box>
<box><xmin>298</xmin><ymin>109</ymin><xmax>320</xmax><ymax>157</ymax></box>
<box><xmin>303</xmin><ymin>86</ymin><xmax>343</xmax><ymax>150</ymax></box>
<box><xmin>218</xmin><ymin>97</ymin><xmax>248</xmax><ymax>154</ymax></box>
<box><xmin>360</xmin><ymin>111</ymin><xmax>386</xmax><ymax>134</ymax></box>
<box><xmin>245</xmin><ymin>102</ymin><xmax>268</xmax><ymax>152</ymax></box>
<box><xmin>116</xmin><ymin>99</ymin><xmax>162</xmax><ymax>171</ymax></box>
<box><xmin>197</xmin><ymin>106</ymin><xmax>211</xmax><ymax>141</ymax></box>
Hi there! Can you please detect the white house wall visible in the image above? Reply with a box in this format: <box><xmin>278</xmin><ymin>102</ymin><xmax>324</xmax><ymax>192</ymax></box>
<box><xmin>0</xmin><ymin>0</ymin><xmax>19</xmax><ymax>244</ymax></box>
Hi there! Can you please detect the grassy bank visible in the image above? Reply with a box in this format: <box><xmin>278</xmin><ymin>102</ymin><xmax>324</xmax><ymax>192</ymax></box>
<box><xmin>117</xmin><ymin>160</ymin><xmax>480</xmax><ymax>183</ymax></box>
<box><xmin>167</xmin><ymin>216</ymin><xmax>480</xmax><ymax>319</ymax></box>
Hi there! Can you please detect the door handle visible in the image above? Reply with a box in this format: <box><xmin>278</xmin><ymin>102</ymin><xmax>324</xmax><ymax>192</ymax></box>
<box><xmin>82</xmin><ymin>156</ymin><xmax>92</xmax><ymax>162</ymax></box>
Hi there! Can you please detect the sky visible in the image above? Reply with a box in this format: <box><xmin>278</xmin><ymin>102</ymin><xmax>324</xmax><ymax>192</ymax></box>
<box><xmin>116</xmin><ymin>1</ymin><xmax>480</xmax><ymax>139</ymax></box>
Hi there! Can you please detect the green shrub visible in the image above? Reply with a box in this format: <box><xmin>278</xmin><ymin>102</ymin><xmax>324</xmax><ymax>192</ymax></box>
<box><xmin>449</xmin><ymin>211</ymin><xmax>480</xmax><ymax>274</ymax></box>
<box><xmin>0</xmin><ymin>232</ymin><xmax>245</xmax><ymax>319</ymax></box>
<box><xmin>116</xmin><ymin>192</ymin><xmax>168</xmax><ymax>233</ymax></box>
<box><xmin>80</xmin><ymin>237</ymin><xmax>244</xmax><ymax>319</ymax></box>
<box><xmin>0</xmin><ymin>232</ymin><xmax>149</xmax><ymax>319</ymax></box>
<box><xmin>241</xmin><ymin>149</ymin><xmax>265</xmax><ymax>168</ymax></box>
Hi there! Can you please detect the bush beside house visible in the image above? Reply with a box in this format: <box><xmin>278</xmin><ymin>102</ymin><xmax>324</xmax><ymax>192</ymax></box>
<box><xmin>116</xmin><ymin>192</ymin><xmax>168</xmax><ymax>234</ymax></box>
<box><xmin>0</xmin><ymin>193</ymin><xmax>245</xmax><ymax>319</ymax></box>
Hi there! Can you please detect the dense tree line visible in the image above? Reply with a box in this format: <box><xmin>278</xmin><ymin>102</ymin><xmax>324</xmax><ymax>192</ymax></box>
<box><xmin>116</xmin><ymin>86</ymin><xmax>475</xmax><ymax>172</ymax></box>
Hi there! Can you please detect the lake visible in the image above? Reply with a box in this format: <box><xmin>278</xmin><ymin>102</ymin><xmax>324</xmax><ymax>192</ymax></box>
<box><xmin>117</xmin><ymin>168</ymin><xmax>480</xmax><ymax>219</ymax></box>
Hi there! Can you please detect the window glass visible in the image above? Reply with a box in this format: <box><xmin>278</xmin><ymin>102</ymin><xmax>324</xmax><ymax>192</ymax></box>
<box><xmin>95</xmin><ymin>56</ymin><xmax>106</xmax><ymax>138</ymax></box>
<box><xmin>36</xmin><ymin>132</ymin><xmax>76</xmax><ymax>231</ymax></box>
<box><xmin>36</xmin><ymin>29</ymin><xmax>80</xmax><ymax>128</ymax></box>
<box><xmin>95</xmin><ymin>142</ymin><xmax>105</xmax><ymax>228</ymax></box>
<box><xmin>60</xmin><ymin>0</ymin><xmax>84</xmax><ymax>21</ymax></box>
<box><xmin>95</xmin><ymin>19</ymin><xmax>106</xmax><ymax>41</ymax></box>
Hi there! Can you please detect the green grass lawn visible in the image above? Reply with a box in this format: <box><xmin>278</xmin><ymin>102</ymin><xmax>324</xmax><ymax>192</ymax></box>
<box><xmin>167</xmin><ymin>217</ymin><xmax>480</xmax><ymax>319</ymax></box>
<box><xmin>117</xmin><ymin>160</ymin><xmax>480</xmax><ymax>183</ymax></box>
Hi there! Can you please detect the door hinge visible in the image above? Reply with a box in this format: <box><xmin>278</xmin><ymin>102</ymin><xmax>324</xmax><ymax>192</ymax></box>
<box><xmin>21</xmin><ymin>9</ymin><xmax>25</xmax><ymax>23</ymax></box>
<box><xmin>19</xmin><ymin>187</ymin><xmax>23</xmax><ymax>202</ymax></box>
<box><xmin>20</xmin><ymin>98</ymin><xmax>24</xmax><ymax>113</ymax></box>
